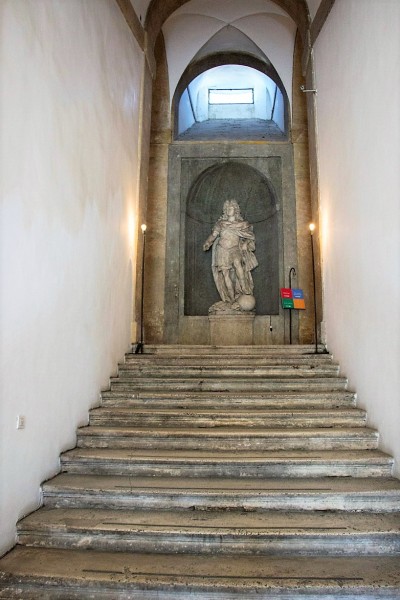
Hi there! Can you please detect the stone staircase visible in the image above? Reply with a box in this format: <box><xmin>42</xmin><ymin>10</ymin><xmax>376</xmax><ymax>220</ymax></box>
<box><xmin>1</xmin><ymin>345</ymin><xmax>400</xmax><ymax>598</ymax></box>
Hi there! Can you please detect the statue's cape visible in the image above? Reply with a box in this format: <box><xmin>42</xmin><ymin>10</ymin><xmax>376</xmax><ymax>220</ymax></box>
<box><xmin>211</xmin><ymin>220</ymin><xmax>258</xmax><ymax>301</ymax></box>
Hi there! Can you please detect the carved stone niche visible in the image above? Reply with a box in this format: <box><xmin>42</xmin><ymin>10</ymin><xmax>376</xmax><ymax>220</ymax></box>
<box><xmin>165</xmin><ymin>144</ymin><xmax>298</xmax><ymax>345</ymax></box>
<box><xmin>184</xmin><ymin>161</ymin><xmax>279</xmax><ymax>316</ymax></box>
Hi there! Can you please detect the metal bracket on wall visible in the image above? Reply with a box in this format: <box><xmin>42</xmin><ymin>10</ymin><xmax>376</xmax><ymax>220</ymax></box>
<box><xmin>300</xmin><ymin>85</ymin><xmax>317</xmax><ymax>95</ymax></box>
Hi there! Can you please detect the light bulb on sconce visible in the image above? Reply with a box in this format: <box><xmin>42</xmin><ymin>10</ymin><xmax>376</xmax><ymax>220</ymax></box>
<box><xmin>309</xmin><ymin>223</ymin><xmax>316</xmax><ymax>234</ymax></box>
<box><xmin>141</xmin><ymin>224</ymin><xmax>147</xmax><ymax>234</ymax></box>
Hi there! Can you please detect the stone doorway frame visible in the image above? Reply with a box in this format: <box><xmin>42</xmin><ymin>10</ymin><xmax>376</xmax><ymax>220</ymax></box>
<box><xmin>164</xmin><ymin>142</ymin><xmax>299</xmax><ymax>345</ymax></box>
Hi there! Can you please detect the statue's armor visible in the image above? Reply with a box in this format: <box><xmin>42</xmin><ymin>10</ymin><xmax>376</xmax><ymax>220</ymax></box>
<box><xmin>214</xmin><ymin>223</ymin><xmax>243</xmax><ymax>269</ymax></box>
<box><xmin>203</xmin><ymin>202</ymin><xmax>258</xmax><ymax>308</ymax></box>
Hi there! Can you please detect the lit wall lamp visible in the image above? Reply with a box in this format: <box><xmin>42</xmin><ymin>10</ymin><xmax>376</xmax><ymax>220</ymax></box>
<box><xmin>300</xmin><ymin>84</ymin><xmax>317</xmax><ymax>95</ymax></box>
<box><xmin>309</xmin><ymin>223</ymin><xmax>318</xmax><ymax>354</ymax></box>
<box><xmin>135</xmin><ymin>224</ymin><xmax>147</xmax><ymax>354</ymax></box>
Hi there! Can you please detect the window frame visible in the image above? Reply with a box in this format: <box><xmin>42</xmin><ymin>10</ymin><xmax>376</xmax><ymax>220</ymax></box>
<box><xmin>208</xmin><ymin>88</ymin><xmax>255</xmax><ymax>105</ymax></box>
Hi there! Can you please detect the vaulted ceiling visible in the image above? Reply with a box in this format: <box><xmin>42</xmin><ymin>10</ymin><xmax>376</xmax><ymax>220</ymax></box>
<box><xmin>162</xmin><ymin>1</ymin><xmax>297</xmax><ymax>105</ymax></box>
<box><xmin>127</xmin><ymin>0</ymin><xmax>318</xmax><ymax>113</ymax></box>
<box><xmin>129</xmin><ymin>0</ymin><xmax>313</xmax><ymax>45</ymax></box>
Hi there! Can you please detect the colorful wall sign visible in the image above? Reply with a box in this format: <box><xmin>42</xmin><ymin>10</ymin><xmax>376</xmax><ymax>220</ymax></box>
<box><xmin>280</xmin><ymin>288</ymin><xmax>306</xmax><ymax>310</ymax></box>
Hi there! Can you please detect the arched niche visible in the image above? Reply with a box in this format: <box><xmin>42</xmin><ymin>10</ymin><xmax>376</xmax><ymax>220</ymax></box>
<box><xmin>172</xmin><ymin>51</ymin><xmax>290</xmax><ymax>140</ymax></box>
<box><xmin>185</xmin><ymin>161</ymin><xmax>279</xmax><ymax>315</ymax></box>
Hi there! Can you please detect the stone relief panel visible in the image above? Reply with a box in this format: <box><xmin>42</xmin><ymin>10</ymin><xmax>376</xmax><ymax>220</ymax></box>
<box><xmin>165</xmin><ymin>143</ymin><xmax>297</xmax><ymax>344</ymax></box>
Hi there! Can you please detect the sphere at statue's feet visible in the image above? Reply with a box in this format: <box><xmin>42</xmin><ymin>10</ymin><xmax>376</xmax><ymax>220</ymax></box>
<box><xmin>237</xmin><ymin>294</ymin><xmax>256</xmax><ymax>311</ymax></box>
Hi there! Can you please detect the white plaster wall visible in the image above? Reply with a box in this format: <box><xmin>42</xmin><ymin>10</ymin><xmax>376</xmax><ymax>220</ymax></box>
<box><xmin>231</xmin><ymin>14</ymin><xmax>295</xmax><ymax>104</ymax></box>
<box><xmin>178</xmin><ymin>88</ymin><xmax>196</xmax><ymax>133</ymax></box>
<box><xmin>265</xmin><ymin>82</ymin><xmax>277</xmax><ymax>119</ymax></box>
<box><xmin>313</xmin><ymin>0</ymin><xmax>400</xmax><ymax>474</ymax></box>
<box><xmin>209</xmin><ymin>103</ymin><xmax>256</xmax><ymax>120</ymax></box>
<box><xmin>0</xmin><ymin>0</ymin><xmax>143</xmax><ymax>554</ymax></box>
<box><xmin>172</xmin><ymin>0</ymin><xmax>289</xmax><ymax>21</ymax></box>
<box><xmin>273</xmin><ymin>87</ymin><xmax>285</xmax><ymax>132</ymax></box>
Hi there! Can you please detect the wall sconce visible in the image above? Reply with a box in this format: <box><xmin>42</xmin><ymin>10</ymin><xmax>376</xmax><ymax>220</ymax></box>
<box><xmin>135</xmin><ymin>224</ymin><xmax>147</xmax><ymax>354</ymax></box>
<box><xmin>309</xmin><ymin>223</ymin><xmax>318</xmax><ymax>354</ymax></box>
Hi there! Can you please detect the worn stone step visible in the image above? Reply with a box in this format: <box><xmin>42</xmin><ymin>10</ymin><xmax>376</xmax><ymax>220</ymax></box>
<box><xmin>76</xmin><ymin>426</ymin><xmax>378</xmax><ymax>451</ymax></box>
<box><xmin>119</xmin><ymin>363</ymin><xmax>340</xmax><ymax>377</ymax></box>
<box><xmin>60</xmin><ymin>448</ymin><xmax>393</xmax><ymax>478</ymax></box>
<box><xmin>143</xmin><ymin>344</ymin><xmax>327</xmax><ymax>355</ymax></box>
<box><xmin>2</xmin><ymin>547</ymin><xmax>400</xmax><ymax>599</ymax></box>
<box><xmin>129</xmin><ymin>350</ymin><xmax>333</xmax><ymax>361</ymax></box>
<box><xmin>117</xmin><ymin>364</ymin><xmax>340</xmax><ymax>379</ymax></box>
<box><xmin>125</xmin><ymin>356</ymin><xmax>335</xmax><ymax>370</ymax></box>
<box><xmin>42</xmin><ymin>474</ymin><xmax>400</xmax><ymax>512</ymax></box>
<box><xmin>110</xmin><ymin>376</ymin><xmax>348</xmax><ymax>393</ymax></box>
<box><xmin>17</xmin><ymin>507</ymin><xmax>400</xmax><ymax>556</ymax></box>
<box><xmin>88</xmin><ymin>407</ymin><xmax>366</xmax><ymax>429</ymax></box>
<box><xmin>100</xmin><ymin>389</ymin><xmax>357</xmax><ymax>409</ymax></box>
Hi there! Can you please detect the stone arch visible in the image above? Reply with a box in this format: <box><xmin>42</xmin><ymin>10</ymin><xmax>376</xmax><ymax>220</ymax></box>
<box><xmin>145</xmin><ymin>6</ymin><xmax>318</xmax><ymax>345</ymax></box>
<box><xmin>145</xmin><ymin>0</ymin><xmax>310</xmax><ymax>51</ymax></box>
<box><xmin>184</xmin><ymin>161</ymin><xmax>280</xmax><ymax>316</ymax></box>
<box><xmin>172</xmin><ymin>51</ymin><xmax>290</xmax><ymax>139</ymax></box>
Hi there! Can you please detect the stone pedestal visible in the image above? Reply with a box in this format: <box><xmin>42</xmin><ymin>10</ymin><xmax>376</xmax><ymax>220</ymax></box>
<box><xmin>209</xmin><ymin>313</ymin><xmax>255</xmax><ymax>346</ymax></box>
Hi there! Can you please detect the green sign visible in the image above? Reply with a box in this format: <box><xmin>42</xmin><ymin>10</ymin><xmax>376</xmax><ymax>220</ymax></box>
<box><xmin>282</xmin><ymin>298</ymin><xmax>294</xmax><ymax>309</ymax></box>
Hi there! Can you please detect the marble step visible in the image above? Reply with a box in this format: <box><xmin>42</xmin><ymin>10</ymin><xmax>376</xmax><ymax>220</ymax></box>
<box><xmin>143</xmin><ymin>344</ymin><xmax>327</xmax><ymax>355</ymax></box>
<box><xmin>125</xmin><ymin>354</ymin><xmax>335</xmax><ymax>366</ymax></box>
<box><xmin>60</xmin><ymin>448</ymin><xmax>394</xmax><ymax>478</ymax></box>
<box><xmin>88</xmin><ymin>407</ymin><xmax>367</xmax><ymax>429</ymax></box>
<box><xmin>2</xmin><ymin>547</ymin><xmax>400</xmax><ymax>599</ymax></box>
<box><xmin>100</xmin><ymin>389</ymin><xmax>357</xmax><ymax>409</ymax></box>
<box><xmin>17</xmin><ymin>507</ymin><xmax>400</xmax><ymax>556</ymax></box>
<box><xmin>117</xmin><ymin>364</ymin><xmax>340</xmax><ymax>379</ymax></box>
<box><xmin>43</xmin><ymin>474</ymin><xmax>400</xmax><ymax>512</ymax></box>
<box><xmin>110</xmin><ymin>376</ymin><xmax>349</xmax><ymax>392</ymax></box>
<box><xmin>121</xmin><ymin>360</ymin><xmax>339</xmax><ymax>372</ymax></box>
<box><xmin>76</xmin><ymin>426</ymin><xmax>377</xmax><ymax>451</ymax></box>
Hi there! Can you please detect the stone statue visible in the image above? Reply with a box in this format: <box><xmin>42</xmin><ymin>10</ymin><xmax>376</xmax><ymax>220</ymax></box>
<box><xmin>203</xmin><ymin>199</ymin><xmax>258</xmax><ymax>314</ymax></box>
